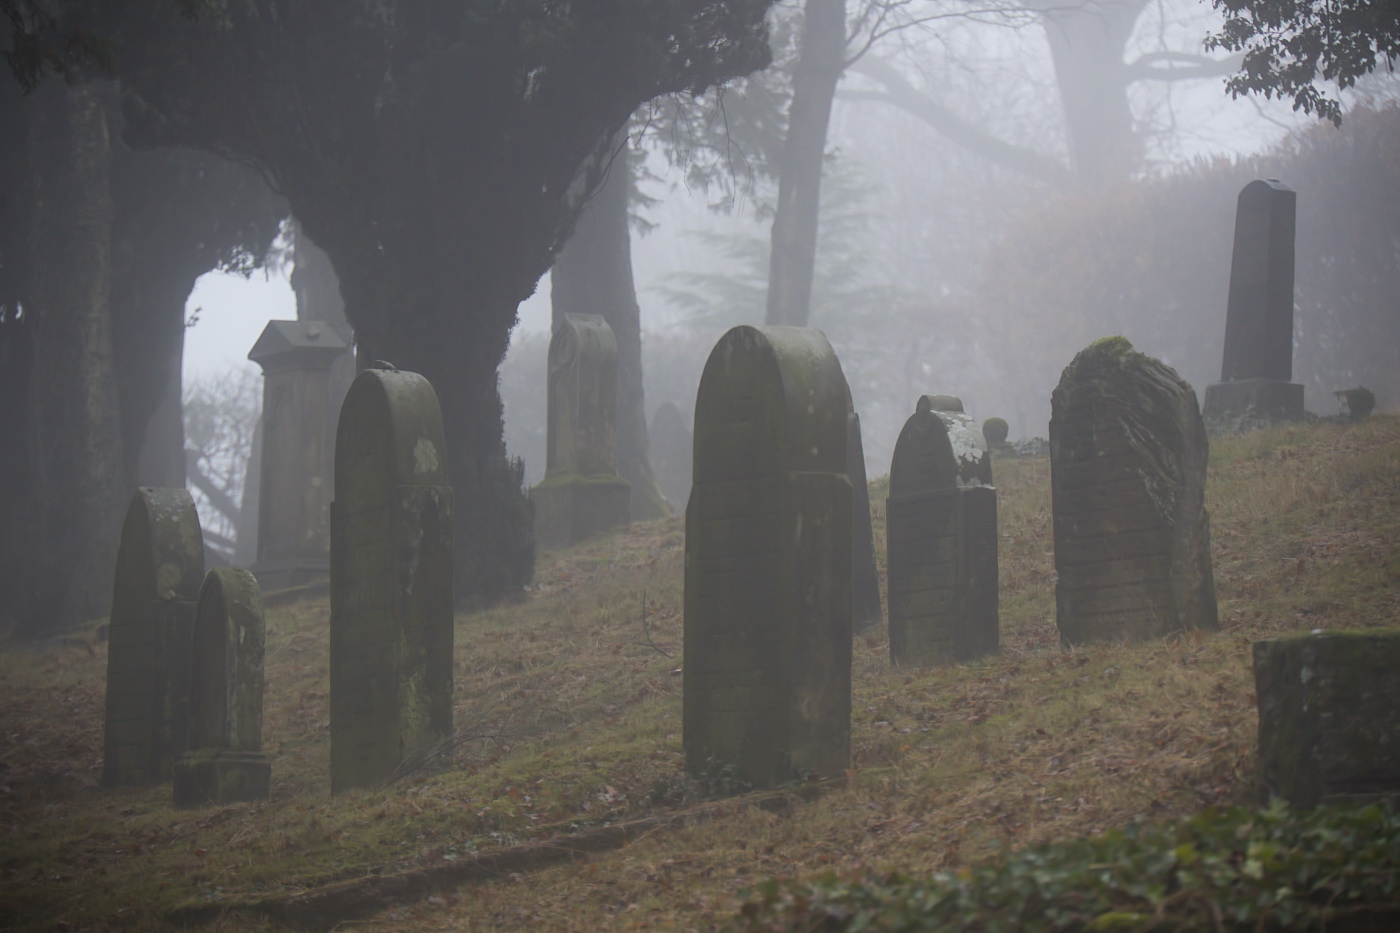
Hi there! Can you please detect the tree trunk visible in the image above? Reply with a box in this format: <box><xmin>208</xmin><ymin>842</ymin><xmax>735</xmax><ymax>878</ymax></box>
<box><xmin>766</xmin><ymin>0</ymin><xmax>846</xmax><ymax>327</ymax></box>
<box><xmin>550</xmin><ymin>135</ymin><xmax>668</xmax><ymax>520</ymax></box>
<box><xmin>24</xmin><ymin>80</ymin><xmax>127</xmax><ymax>633</ymax></box>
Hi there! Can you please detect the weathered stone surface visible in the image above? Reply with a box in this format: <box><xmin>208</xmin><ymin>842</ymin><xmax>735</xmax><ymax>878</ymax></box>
<box><xmin>1255</xmin><ymin>631</ymin><xmax>1400</xmax><ymax>808</ymax></box>
<box><xmin>1050</xmin><ymin>337</ymin><xmax>1218</xmax><ymax>646</ymax></box>
<box><xmin>886</xmin><ymin>403</ymin><xmax>998</xmax><ymax>667</ymax></box>
<box><xmin>684</xmin><ymin>325</ymin><xmax>853</xmax><ymax>788</ymax></box>
<box><xmin>1203</xmin><ymin>179</ymin><xmax>1304</xmax><ymax>422</ymax></box>
<box><xmin>172</xmin><ymin>567</ymin><xmax>270</xmax><ymax>806</ymax></box>
<box><xmin>532</xmin><ymin>314</ymin><xmax>629</xmax><ymax>549</ymax></box>
<box><xmin>849</xmin><ymin>411</ymin><xmax>883</xmax><ymax>632</ymax></box>
<box><xmin>102</xmin><ymin>488</ymin><xmax>205</xmax><ymax>787</ymax></box>
<box><xmin>248</xmin><ymin>320</ymin><xmax>354</xmax><ymax>591</ymax></box>
<box><xmin>648</xmin><ymin>401</ymin><xmax>693</xmax><ymax>514</ymax></box>
<box><xmin>919</xmin><ymin>395</ymin><xmax>992</xmax><ymax>487</ymax></box>
<box><xmin>329</xmin><ymin>369</ymin><xmax>454</xmax><ymax>793</ymax></box>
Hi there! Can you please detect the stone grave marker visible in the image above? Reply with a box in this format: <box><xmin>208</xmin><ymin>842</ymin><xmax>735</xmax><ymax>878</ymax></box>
<box><xmin>1050</xmin><ymin>337</ymin><xmax>1218</xmax><ymax>646</ymax></box>
<box><xmin>1203</xmin><ymin>180</ymin><xmax>1304</xmax><ymax>423</ymax></box>
<box><xmin>172</xmin><ymin>567</ymin><xmax>271</xmax><ymax>805</ymax></box>
<box><xmin>247</xmin><ymin>320</ymin><xmax>354</xmax><ymax>591</ymax></box>
<box><xmin>532</xmin><ymin>314</ymin><xmax>630</xmax><ymax>548</ymax></box>
<box><xmin>1254</xmin><ymin>631</ymin><xmax>1400</xmax><ymax>808</ymax></box>
<box><xmin>648</xmin><ymin>401</ymin><xmax>693</xmax><ymax>514</ymax></box>
<box><xmin>102</xmin><ymin>488</ymin><xmax>205</xmax><ymax>787</ymax></box>
<box><xmin>848</xmin><ymin>411</ymin><xmax>883</xmax><ymax>631</ymax></box>
<box><xmin>886</xmin><ymin>397</ymin><xmax>998</xmax><ymax>667</ymax></box>
<box><xmin>684</xmin><ymin>325</ymin><xmax>853</xmax><ymax>788</ymax></box>
<box><xmin>329</xmin><ymin>368</ymin><xmax>454</xmax><ymax>793</ymax></box>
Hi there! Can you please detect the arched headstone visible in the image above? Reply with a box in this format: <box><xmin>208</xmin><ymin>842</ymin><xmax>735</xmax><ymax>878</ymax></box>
<box><xmin>1050</xmin><ymin>337</ymin><xmax>1218</xmax><ymax>645</ymax></box>
<box><xmin>886</xmin><ymin>396</ymin><xmax>998</xmax><ymax>667</ymax></box>
<box><xmin>102</xmin><ymin>488</ymin><xmax>205</xmax><ymax>786</ymax></box>
<box><xmin>532</xmin><ymin>314</ymin><xmax>630</xmax><ymax>548</ymax></box>
<box><xmin>329</xmin><ymin>368</ymin><xmax>454</xmax><ymax>792</ymax></box>
<box><xmin>172</xmin><ymin>567</ymin><xmax>271</xmax><ymax>805</ymax></box>
<box><xmin>683</xmin><ymin>325</ymin><xmax>853</xmax><ymax>788</ymax></box>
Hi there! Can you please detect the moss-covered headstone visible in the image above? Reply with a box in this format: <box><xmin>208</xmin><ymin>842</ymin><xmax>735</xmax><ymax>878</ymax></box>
<box><xmin>531</xmin><ymin>314</ymin><xmax>630</xmax><ymax>549</ymax></box>
<box><xmin>849</xmin><ymin>411</ymin><xmax>883</xmax><ymax>632</ymax></box>
<box><xmin>1050</xmin><ymin>338</ymin><xmax>1217</xmax><ymax>646</ymax></box>
<box><xmin>886</xmin><ymin>396</ymin><xmax>998</xmax><ymax>667</ymax></box>
<box><xmin>329</xmin><ymin>368</ymin><xmax>454</xmax><ymax>793</ymax></box>
<box><xmin>102</xmin><ymin>488</ymin><xmax>205</xmax><ymax>787</ymax></box>
<box><xmin>172</xmin><ymin>568</ymin><xmax>271</xmax><ymax>805</ymax></box>
<box><xmin>1255</xmin><ymin>631</ymin><xmax>1400</xmax><ymax>808</ymax></box>
<box><xmin>684</xmin><ymin>325</ymin><xmax>853</xmax><ymax>788</ymax></box>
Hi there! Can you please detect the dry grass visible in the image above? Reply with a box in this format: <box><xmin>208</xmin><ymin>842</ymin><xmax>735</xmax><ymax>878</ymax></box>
<box><xmin>1</xmin><ymin>416</ymin><xmax>1397</xmax><ymax>931</ymax></box>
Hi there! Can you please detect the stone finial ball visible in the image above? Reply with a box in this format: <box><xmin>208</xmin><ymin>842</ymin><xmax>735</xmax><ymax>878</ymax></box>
<box><xmin>982</xmin><ymin>417</ymin><xmax>1009</xmax><ymax>445</ymax></box>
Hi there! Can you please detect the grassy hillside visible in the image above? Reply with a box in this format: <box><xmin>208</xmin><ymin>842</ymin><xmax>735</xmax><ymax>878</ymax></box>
<box><xmin>1</xmin><ymin>415</ymin><xmax>1396</xmax><ymax>930</ymax></box>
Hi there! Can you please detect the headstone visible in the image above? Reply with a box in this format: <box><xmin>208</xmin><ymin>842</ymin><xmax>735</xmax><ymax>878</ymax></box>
<box><xmin>247</xmin><ymin>320</ymin><xmax>354</xmax><ymax>590</ymax></box>
<box><xmin>329</xmin><ymin>368</ymin><xmax>454</xmax><ymax>793</ymax></box>
<box><xmin>1050</xmin><ymin>337</ymin><xmax>1218</xmax><ymax>646</ymax></box>
<box><xmin>102</xmin><ymin>488</ymin><xmax>205</xmax><ymax>787</ymax></box>
<box><xmin>886</xmin><ymin>397</ymin><xmax>998</xmax><ymax>667</ymax></box>
<box><xmin>920</xmin><ymin>395</ymin><xmax>992</xmax><ymax>486</ymax></box>
<box><xmin>648</xmin><ymin>401</ymin><xmax>693</xmax><ymax>514</ymax></box>
<box><xmin>172</xmin><ymin>567</ymin><xmax>271</xmax><ymax>805</ymax></box>
<box><xmin>684</xmin><ymin>325</ymin><xmax>853</xmax><ymax>788</ymax></box>
<box><xmin>848</xmin><ymin>411</ymin><xmax>883</xmax><ymax>631</ymax></box>
<box><xmin>1203</xmin><ymin>180</ymin><xmax>1304</xmax><ymax>423</ymax></box>
<box><xmin>531</xmin><ymin>314</ymin><xmax>630</xmax><ymax>549</ymax></box>
<box><xmin>1255</xmin><ymin>631</ymin><xmax>1400</xmax><ymax>808</ymax></box>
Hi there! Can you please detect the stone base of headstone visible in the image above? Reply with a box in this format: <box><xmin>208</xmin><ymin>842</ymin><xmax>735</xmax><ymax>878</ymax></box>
<box><xmin>1254</xmin><ymin>631</ymin><xmax>1400</xmax><ymax>809</ymax></box>
<box><xmin>1203</xmin><ymin>378</ymin><xmax>1304</xmax><ymax>424</ymax></box>
<box><xmin>531</xmin><ymin>475</ymin><xmax>630</xmax><ymax>551</ymax></box>
<box><xmin>172</xmin><ymin>749</ymin><xmax>271</xmax><ymax>806</ymax></box>
<box><xmin>250</xmin><ymin>559</ymin><xmax>328</xmax><ymax>594</ymax></box>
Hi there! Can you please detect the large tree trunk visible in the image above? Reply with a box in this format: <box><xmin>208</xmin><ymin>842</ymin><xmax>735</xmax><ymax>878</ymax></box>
<box><xmin>766</xmin><ymin>0</ymin><xmax>846</xmax><ymax>327</ymax></box>
<box><xmin>550</xmin><ymin>136</ymin><xmax>668</xmax><ymax>520</ymax></box>
<box><xmin>24</xmin><ymin>81</ymin><xmax>127</xmax><ymax>633</ymax></box>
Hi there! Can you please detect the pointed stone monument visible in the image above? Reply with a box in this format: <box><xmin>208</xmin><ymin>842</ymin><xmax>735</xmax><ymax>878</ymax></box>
<box><xmin>531</xmin><ymin>314</ymin><xmax>630</xmax><ymax>549</ymax></box>
<box><xmin>684</xmin><ymin>325</ymin><xmax>853</xmax><ymax>788</ymax></box>
<box><xmin>102</xmin><ymin>488</ymin><xmax>205</xmax><ymax>786</ymax></box>
<box><xmin>172</xmin><ymin>567</ymin><xmax>271</xmax><ymax>805</ymax></box>
<box><xmin>329</xmin><ymin>368</ymin><xmax>454</xmax><ymax>792</ymax></box>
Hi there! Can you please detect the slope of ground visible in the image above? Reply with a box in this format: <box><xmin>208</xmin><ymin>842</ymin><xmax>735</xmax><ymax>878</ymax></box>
<box><xmin>0</xmin><ymin>415</ymin><xmax>1396</xmax><ymax>930</ymax></box>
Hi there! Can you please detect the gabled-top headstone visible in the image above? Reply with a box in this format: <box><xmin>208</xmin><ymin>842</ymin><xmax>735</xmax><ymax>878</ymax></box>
<box><xmin>172</xmin><ymin>567</ymin><xmax>271</xmax><ymax>805</ymax></box>
<box><xmin>532</xmin><ymin>314</ymin><xmax>630</xmax><ymax>548</ymax></box>
<box><xmin>648</xmin><ymin>400</ymin><xmax>693</xmax><ymax>514</ymax></box>
<box><xmin>329</xmin><ymin>368</ymin><xmax>454</xmax><ymax>793</ymax></box>
<box><xmin>1203</xmin><ymin>180</ymin><xmax>1304</xmax><ymax>423</ymax></box>
<box><xmin>102</xmin><ymin>488</ymin><xmax>205</xmax><ymax>787</ymax></box>
<box><xmin>1051</xmin><ymin>337</ymin><xmax>1218</xmax><ymax>645</ymax></box>
<box><xmin>684</xmin><ymin>325</ymin><xmax>853</xmax><ymax>788</ymax></box>
<box><xmin>886</xmin><ymin>397</ymin><xmax>998</xmax><ymax>667</ymax></box>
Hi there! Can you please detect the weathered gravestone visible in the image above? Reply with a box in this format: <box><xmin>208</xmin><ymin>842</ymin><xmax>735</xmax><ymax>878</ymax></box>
<box><xmin>102</xmin><ymin>488</ymin><xmax>205</xmax><ymax>787</ymax></box>
<box><xmin>886</xmin><ymin>396</ymin><xmax>998</xmax><ymax>666</ymax></box>
<box><xmin>1050</xmin><ymin>338</ymin><xmax>1218</xmax><ymax>646</ymax></box>
<box><xmin>247</xmin><ymin>320</ymin><xmax>354</xmax><ymax>590</ymax></box>
<box><xmin>849</xmin><ymin>411</ymin><xmax>884</xmax><ymax>632</ymax></box>
<box><xmin>648</xmin><ymin>401</ymin><xmax>693</xmax><ymax>514</ymax></box>
<box><xmin>684</xmin><ymin>325</ymin><xmax>853</xmax><ymax>788</ymax></box>
<box><xmin>1203</xmin><ymin>180</ymin><xmax>1305</xmax><ymax>423</ymax></box>
<box><xmin>172</xmin><ymin>567</ymin><xmax>271</xmax><ymax>805</ymax></box>
<box><xmin>329</xmin><ymin>368</ymin><xmax>454</xmax><ymax>793</ymax></box>
<box><xmin>532</xmin><ymin>314</ymin><xmax>631</xmax><ymax>549</ymax></box>
<box><xmin>1254</xmin><ymin>631</ymin><xmax>1400</xmax><ymax>808</ymax></box>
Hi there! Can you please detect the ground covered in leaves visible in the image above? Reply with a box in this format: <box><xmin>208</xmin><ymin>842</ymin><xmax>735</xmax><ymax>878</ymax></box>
<box><xmin>1</xmin><ymin>416</ymin><xmax>1397</xmax><ymax>931</ymax></box>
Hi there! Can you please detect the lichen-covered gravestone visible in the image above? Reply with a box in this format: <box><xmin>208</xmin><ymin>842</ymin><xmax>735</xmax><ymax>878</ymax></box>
<box><xmin>103</xmin><ymin>488</ymin><xmax>205</xmax><ymax>787</ymax></box>
<box><xmin>329</xmin><ymin>368</ymin><xmax>454</xmax><ymax>793</ymax></box>
<box><xmin>848</xmin><ymin>411</ymin><xmax>883</xmax><ymax>631</ymax></box>
<box><xmin>532</xmin><ymin>314</ymin><xmax>630</xmax><ymax>549</ymax></box>
<box><xmin>684</xmin><ymin>325</ymin><xmax>853</xmax><ymax>788</ymax></box>
<box><xmin>886</xmin><ymin>396</ymin><xmax>998</xmax><ymax>666</ymax></box>
<box><xmin>648</xmin><ymin>400</ymin><xmax>693</xmax><ymax>514</ymax></box>
<box><xmin>1050</xmin><ymin>338</ymin><xmax>1218</xmax><ymax>645</ymax></box>
<box><xmin>1254</xmin><ymin>632</ymin><xmax>1400</xmax><ymax>808</ymax></box>
<box><xmin>172</xmin><ymin>568</ymin><xmax>271</xmax><ymax>805</ymax></box>
<box><xmin>1203</xmin><ymin>180</ymin><xmax>1305</xmax><ymax>424</ymax></box>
